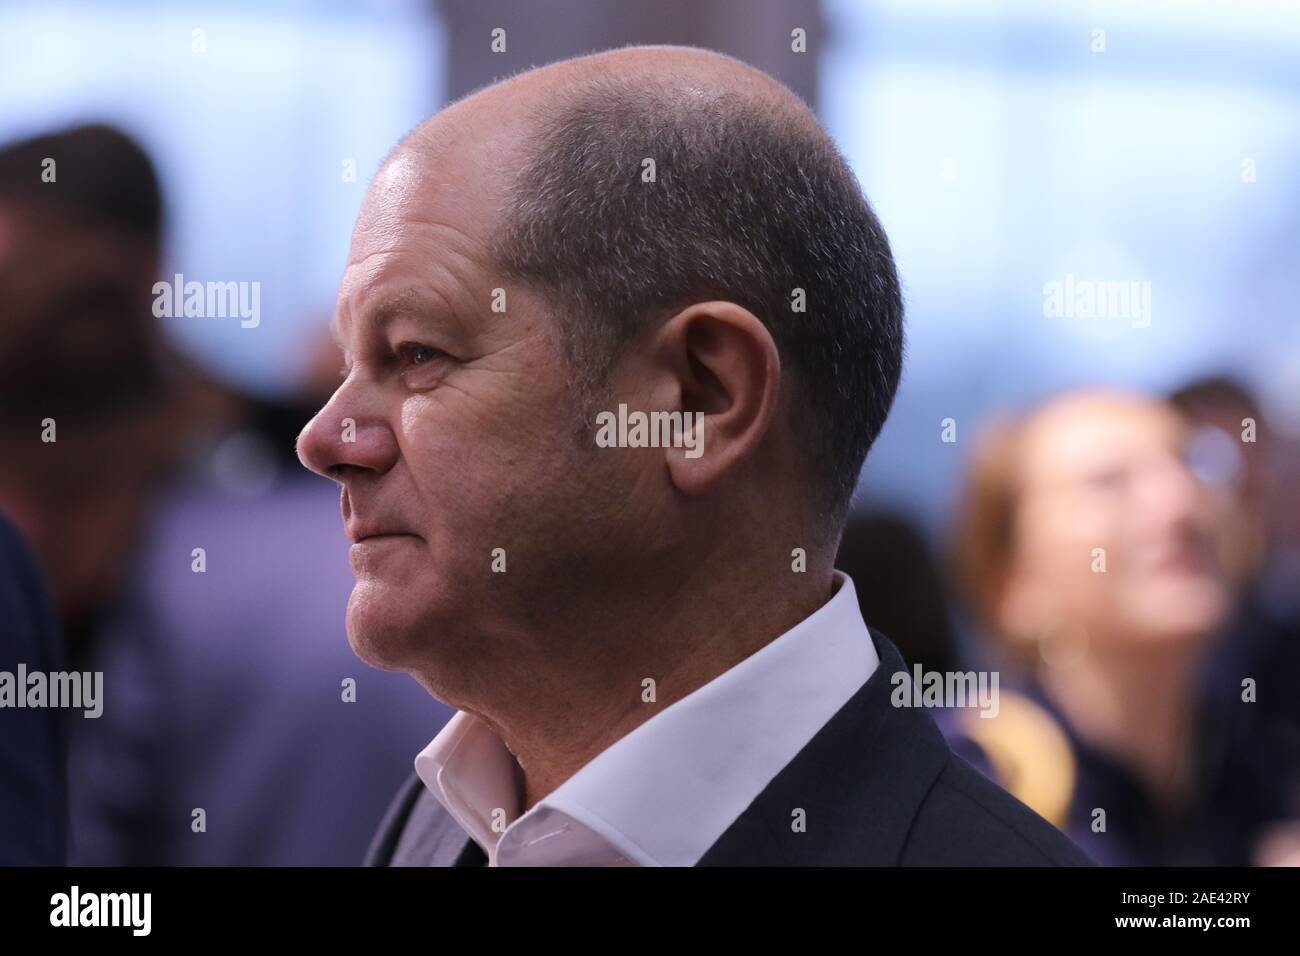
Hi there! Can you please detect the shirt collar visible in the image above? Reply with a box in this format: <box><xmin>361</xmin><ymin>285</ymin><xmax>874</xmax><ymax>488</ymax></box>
<box><xmin>415</xmin><ymin>569</ymin><xmax>879</xmax><ymax>866</ymax></box>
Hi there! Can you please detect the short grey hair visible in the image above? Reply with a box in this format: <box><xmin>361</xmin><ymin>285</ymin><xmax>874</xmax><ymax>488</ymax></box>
<box><xmin>493</xmin><ymin>75</ymin><xmax>904</xmax><ymax>530</ymax></box>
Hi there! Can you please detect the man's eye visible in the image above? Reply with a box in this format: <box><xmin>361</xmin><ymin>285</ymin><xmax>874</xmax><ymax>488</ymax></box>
<box><xmin>397</xmin><ymin>343</ymin><xmax>443</xmax><ymax>367</ymax></box>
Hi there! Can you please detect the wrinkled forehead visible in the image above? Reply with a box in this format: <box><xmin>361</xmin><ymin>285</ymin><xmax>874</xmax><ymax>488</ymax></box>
<box><xmin>351</xmin><ymin>140</ymin><xmax>496</xmax><ymax>254</ymax></box>
<box><xmin>345</xmin><ymin>97</ymin><xmax>533</xmax><ymax>274</ymax></box>
<box><xmin>335</xmin><ymin>132</ymin><xmax>515</xmax><ymax>338</ymax></box>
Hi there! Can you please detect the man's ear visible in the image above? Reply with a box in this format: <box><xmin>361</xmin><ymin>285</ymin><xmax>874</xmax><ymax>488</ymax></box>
<box><xmin>650</xmin><ymin>301</ymin><xmax>781</xmax><ymax>497</ymax></box>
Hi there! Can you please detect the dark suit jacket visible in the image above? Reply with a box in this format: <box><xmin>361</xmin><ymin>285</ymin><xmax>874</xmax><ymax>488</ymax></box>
<box><xmin>366</xmin><ymin>631</ymin><xmax>1093</xmax><ymax>866</ymax></box>
<box><xmin>0</xmin><ymin>510</ymin><xmax>68</xmax><ymax>865</ymax></box>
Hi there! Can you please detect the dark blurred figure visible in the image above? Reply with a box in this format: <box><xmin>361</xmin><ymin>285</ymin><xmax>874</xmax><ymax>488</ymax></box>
<box><xmin>67</xmin><ymin>456</ymin><xmax>451</xmax><ymax>865</ymax></box>
<box><xmin>67</xmin><ymin>329</ymin><xmax>451</xmax><ymax>866</ymax></box>
<box><xmin>949</xmin><ymin>389</ymin><xmax>1300</xmax><ymax>865</ymax></box>
<box><xmin>0</xmin><ymin>124</ymin><xmax>223</xmax><ymax>667</ymax></box>
<box><xmin>0</xmin><ymin>510</ymin><xmax>68</xmax><ymax>864</ymax></box>
<box><xmin>0</xmin><ymin>123</ymin><xmax>449</xmax><ymax>864</ymax></box>
<box><xmin>1170</xmin><ymin>375</ymin><xmax>1300</xmax><ymax>736</ymax></box>
<box><xmin>835</xmin><ymin>511</ymin><xmax>961</xmax><ymax>675</ymax></box>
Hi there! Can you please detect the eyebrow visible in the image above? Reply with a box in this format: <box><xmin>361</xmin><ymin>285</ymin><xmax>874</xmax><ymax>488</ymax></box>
<box><xmin>331</xmin><ymin>289</ymin><xmax>443</xmax><ymax>353</ymax></box>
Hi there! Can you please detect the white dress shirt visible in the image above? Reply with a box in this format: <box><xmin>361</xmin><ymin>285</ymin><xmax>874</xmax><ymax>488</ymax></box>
<box><xmin>413</xmin><ymin>569</ymin><xmax>879</xmax><ymax>866</ymax></box>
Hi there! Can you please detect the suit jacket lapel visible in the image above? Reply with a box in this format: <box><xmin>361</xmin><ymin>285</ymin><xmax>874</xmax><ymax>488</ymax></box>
<box><xmin>697</xmin><ymin>631</ymin><xmax>949</xmax><ymax>865</ymax></box>
<box><xmin>403</xmin><ymin>791</ymin><xmax>485</xmax><ymax>866</ymax></box>
<box><xmin>368</xmin><ymin>774</ymin><xmax>488</xmax><ymax>867</ymax></box>
<box><xmin>451</xmin><ymin>838</ymin><xmax>488</xmax><ymax>866</ymax></box>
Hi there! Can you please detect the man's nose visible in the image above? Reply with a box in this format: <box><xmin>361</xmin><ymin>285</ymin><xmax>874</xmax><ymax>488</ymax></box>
<box><xmin>296</xmin><ymin>382</ymin><xmax>400</xmax><ymax>480</ymax></box>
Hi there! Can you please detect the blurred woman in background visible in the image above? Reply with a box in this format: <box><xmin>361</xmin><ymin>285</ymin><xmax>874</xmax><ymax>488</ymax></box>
<box><xmin>949</xmin><ymin>388</ymin><xmax>1300</xmax><ymax>865</ymax></box>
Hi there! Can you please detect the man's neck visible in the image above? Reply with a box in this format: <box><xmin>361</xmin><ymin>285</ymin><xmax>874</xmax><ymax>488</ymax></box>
<box><xmin>462</xmin><ymin>555</ymin><xmax>838</xmax><ymax>813</ymax></box>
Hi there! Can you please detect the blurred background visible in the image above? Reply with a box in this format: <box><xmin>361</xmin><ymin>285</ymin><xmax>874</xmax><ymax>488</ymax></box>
<box><xmin>0</xmin><ymin>0</ymin><xmax>1296</xmax><ymax>866</ymax></box>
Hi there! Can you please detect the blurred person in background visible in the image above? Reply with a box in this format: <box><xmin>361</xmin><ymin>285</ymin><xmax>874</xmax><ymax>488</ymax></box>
<box><xmin>1169</xmin><ymin>375</ymin><xmax>1300</xmax><ymax>736</ymax></box>
<box><xmin>0</xmin><ymin>124</ymin><xmax>219</xmax><ymax>668</ymax></box>
<box><xmin>66</xmin><ymin>327</ymin><xmax>451</xmax><ymax>865</ymax></box>
<box><xmin>949</xmin><ymin>388</ymin><xmax>1300</xmax><ymax>865</ymax></box>
<box><xmin>0</xmin><ymin>511</ymin><xmax>68</xmax><ymax>865</ymax></box>
<box><xmin>0</xmin><ymin>122</ymin><xmax>450</xmax><ymax>865</ymax></box>
<box><xmin>66</xmin><ymin>428</ymin><xmax>453</xmax><ymax>865</ymax></box>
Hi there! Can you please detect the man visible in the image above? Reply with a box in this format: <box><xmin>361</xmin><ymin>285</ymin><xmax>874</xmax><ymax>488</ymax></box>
<box><xmin>0</xmin><ymin>123</ymin><xmax>449</xmax><ymax>866</ymax></box>
<box><xmin>297</xmin><ymin>45</ymin><xmax>1091</xmax><ymax>866</ymax></box>
<box><xmin>0</xmin><ymin>124</ymin><xmax>200</xmax><ymax>667</ymax></box>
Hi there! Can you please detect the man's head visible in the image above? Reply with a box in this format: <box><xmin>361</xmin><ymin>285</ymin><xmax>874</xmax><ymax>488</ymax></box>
<box><xmin>296</xmin><ymin>46</ymin><xmax>903</xmax><ymax>695</ymax></box>
<box><xmin>0</xmin><ymin>124</ymin><xmax>178</xmax><ymax>636</ymax></box>
<box><xmin>0</xmin><ymin>124</ymin><xmax>166</xmax><ymax>421</ymax></box>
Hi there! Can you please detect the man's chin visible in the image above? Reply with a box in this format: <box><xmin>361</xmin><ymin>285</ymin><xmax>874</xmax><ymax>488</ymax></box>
<box><xmin>344</xmin><ymin>585</ymin><xmax>425</xmax><ymax>672</ymax></box>
<box><xmin>344</xmin><ymin>628</ymin><xmax>408</xmax><ymax>672</ymax></box>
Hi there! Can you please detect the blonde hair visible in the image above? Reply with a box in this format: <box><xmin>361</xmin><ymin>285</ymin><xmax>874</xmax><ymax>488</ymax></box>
<box><xmin>950</xmin><ymin>414</ymin><xmax>1029</xmax><ymax>654</ymax></box>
